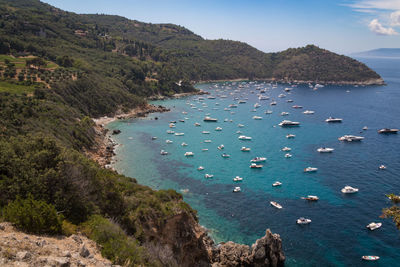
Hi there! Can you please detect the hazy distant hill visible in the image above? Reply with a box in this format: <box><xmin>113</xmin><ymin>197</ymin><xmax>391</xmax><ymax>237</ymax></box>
<box><xmin>352</xmin><ymin>48</ymin><xmax>400</xmax><ymax>58</ymax></box>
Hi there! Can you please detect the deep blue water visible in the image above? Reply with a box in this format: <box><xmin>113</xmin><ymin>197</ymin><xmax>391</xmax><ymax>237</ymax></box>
<box><xmin>108</xmin><ymin>57</ymin><xmax>400</xmax><ymax>266</ymax></box>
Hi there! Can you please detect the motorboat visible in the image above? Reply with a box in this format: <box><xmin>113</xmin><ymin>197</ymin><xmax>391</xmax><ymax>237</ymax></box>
<box><xmin>270</xmin><ymin>101</ymin><xmax>277</xmax><ymax>106</ymax></box>
<box><xmin>250</xmin><ymin>157</ymin><xmax>267</xmax><ymax>163</ymax></box>
<box><xmin>181</xmin><ymin>142</ymin><xmax>188</xmax><ymax>146</ymax></box>
<box><xmin>284</xmin><ymin>153</ymin><xmax>292</xmax><ymax>158</ymax></box>
<box><xmin>265</xmin><ymin>110</ymin><xmax>273</xmax><ymax>114</ymax></box>
<box><xmin>378</xmin><ymin>128</ymin><xmax>398</xmax><ymax>134</ymax></box>
<box><xmin>160</xmin><ymin>150</ymin><xmax>168</xmax><ymax>155</ymax></box>
<box><xmin>282</xmin><ymin>147</ymin><xmax>291</xmax><ymax>151</ymax></box>
<box><xmin>279</xmin><ymin>120</ymin><xmax>300</xmax><ymax>127</ymax></box>
<box><xmin>207</xmin><ymin>96</ymin><xmax>216</xmax><ymax>99</ymax></box>
<box><xmin>194</xmin><ymin>122</ymin><xmax>201</xmax><ymax>126</ymax></box>
<box><xmin>301</xmin><ymin>195</ymin><xmax>319</xmax><ymax>201</ymax></box>
<box><xmin>253</xmin><ymin>116</ymin><xmax>263</xmax><ymax>120</ymax></box>
<box><xmin>166</xmin><ymin>140</ymin><xmax>173</xmax><ymax>144</ymax></box>
<box><xmin>361</xmin><ymin>256</ymin><xmax>379</xmax><ymax>261</ymax></box>
<box><xmin>254</xmin><ymin>103</ymin><xmax>261</xmax><ymax>108</ymax></box>
<box><xmin>284</xmin><ymin>87</ymin><xmax>292</xmax><ymax>92</ymax></box>
<box><xmin>166</xmin><ymin>130</ymin><xmax>175</xmax><ymax>134</ymax></box>
<box><xmin>278</xmin><ymin>94</ymin><xmax>286</xmax><ymax>98</ymax></box>
<box><xmin>179</xmin><ymin>119</ymin><xmax>185</xmax><ymax>122</ymax></box>
<box><xmin>204</xmin><ymin>116</ymin><xmax>218</xmax><ymax>122</ymax></box>
<box><xmin>236</xmin><ymin>131</ymin><xmax>242</xmax><ymax>134</ymax></box>
<box><xmin>175</xmin><ymin>132</ymin><xmax>184</xmax><ymax>136</ymax></box>
<box><xmin>366</xmin><ymin>222</ymin><xmax>382</xmax><ymax>231</ymax></box>
<box><xmin>379</xmin><ymin>165</ymin><xmax>386</xmax><ymax>170</ymax></box>
<box><xmin>341</xmin><ymin>185</ymin><xmax>359</xmax><ymax>194</ymax></box>
<box><xmin>218</xmin><ymin>144</ymin><xmax>224</xmax><ymax>150</ymax></box>
<box><xmin>363</xmin><ymin>126</ymin><xmax>368</xmax><ymax>130</ymax></box>
<box><xmin>286</xmin><ymin>134</ymin><xmax>296</xmax><ymax>139</ymax></box>
<box><xmin>204</xmin><ymin>174</ymin><xmax>214</xmax><ymax>178</ymax></box>
<box><xmin>233</xmin><ymin>186</ymin><xmax>241</xmax><ymax>192</ymax></box>
<box><xmin>238</xmin><ymin>100</ymin><xmax>247</xmax><ymax>104</ymax></box>
<box><xmin>233</xmin><ymin>176</ymin><xmax>243</xmax><ymax>182</ymax></box>
<box><xmin>151</xmin><ymin>136</ymin><xmax>158</xmax><ymax>140</ymax></box>
<box><xmin>338</xmin><ymin>135</ymin><xmax>364</xmax><ymax>142</ymax></box>
<box><xmin>170</xmin><ymin>120</ymin><xmax>177</xmax><ymax>123</ymax></box>
<box><xmin>204</xmin><ymin>140</ymin><xmax>212</xmax><ymax>143</ymax></box>
<box><xmin>238</xmin><ymin>135</ymin><xmax>252</xmax><ymax>140</ymax></box>
<box><xmin>202</xmin><ymin>131</ymin><xmax>210</xmax><ymax>134</ymax></box>
<box><xmin>241</xmin><ymin>147</ymin><xmax>251</xmax><ymax>152</ymax></box>
<box><xmin>197</xmin><ymin>166</ymin><xmax>204</xmax><ymax>171</ymax></box>
<box><xmin>280</xmin><ymin>112</ymin><xmax>289</xmax><ymax>116</ymax></box>
<box><xmin>270</xmin><ymin>201</ymin><xmax>282</xmax><ymax>209</ymax></box>
<box><xmin>287</xmin><ymin>99</ymin><xmax>293</xmax><ymax>103</ymax></box>
<box><xmin>201</xmin><ymin>149</ymin><xmax>209</xmax><ymax>151</ymax></box>
<box><xmin>292</xmin><ymin>105</ymin><xmax>303</xmax><ymax>109</ymax></box>
<box><xmin>221</xmin><ymin>153</ymin><xmax>230</xmax><ymax>158</ymax></box>
<box><xmin>296</xmin><ymin>217</ymin><xmax>311</xmax><ymax>224</ymax></box>
<box><xmin>215</xmin><ymin>127</ymin><xmax>223</xmax><ymax>131</ymax></box>
<box><xmin>304</xmin><ymin>167</ymin><xmax>318</xmax><ymax>172</ymax></box>
<box><xmin>272</xmin><ymin>181</ymin><xmax>282</xmax><ymax>187</ymax></box>
<box><xmin>238</xmin><ymin>124</ymin><xmax>245</xmax><ymax>128</ymax></box>
<box><xmin>325</xmin><ymin>117</ymin><xmax>343</xmax><ymax>123</ymax></box>
<box><xmin>317</xmin><ymin>147</ymin><xmax>334</xmax><ymax>153</ymax></box>
<box><xmin>184</xmin><ymin>152</ymin><xmax>194</xmax><ymax>157</ymax></box>
<box><xmin>259</xmin><ymin>96</ymin><xmax>269</xmax><ymax>100</ymax></box>
<box><xmin>303</xmin><ymin>110</ymin><xmax>315</xmax><ymax>115</ymax></box>
<box><xmin>250</xmin><ymin>163</ymin><xmax>263</xmax><ymax>168</ymax></box>
<box><xmin>169</xmin><ymin>123</ymin><xmax>176</xmax><ymax>128</ymax></box>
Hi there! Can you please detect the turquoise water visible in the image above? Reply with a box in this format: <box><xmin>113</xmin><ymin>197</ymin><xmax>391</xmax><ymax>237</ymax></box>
<box><xmin>109</xmin><ymin>57</ymin><xmax>400</xmax><ymax>266</ymax></box>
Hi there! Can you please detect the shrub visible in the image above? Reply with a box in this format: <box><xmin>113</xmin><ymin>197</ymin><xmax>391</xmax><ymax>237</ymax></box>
<box><xmin>2</xmin><ymin>195</ymin><xmax>62</xmax><ymax>235</ymax></box>
<box><xmin>62</xmin><ymin>220</ymin><xmax>77</xmax><ymax>236</ymax></box>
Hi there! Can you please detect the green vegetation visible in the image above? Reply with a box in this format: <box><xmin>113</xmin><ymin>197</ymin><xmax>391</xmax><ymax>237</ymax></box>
<box><xmin>0</xmin><ymin>80</ymin><xmax>36</xmax><ymax>94</ymax></box>
<box><xmin>383</xmin><ymin>194</ymin><xmax>400</xmax><ymax>229</ymax></box>
<box><xmin>2</xmin><ymin>195</ymin><xmax>62</xmax><ymax>235</ymax></box>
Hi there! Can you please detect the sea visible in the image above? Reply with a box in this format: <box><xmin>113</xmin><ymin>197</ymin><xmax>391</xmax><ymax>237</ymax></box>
<box><xmin>108</xmin><ymin>57</ymin><xmax>400</xmax><ymax>266</ymax></box>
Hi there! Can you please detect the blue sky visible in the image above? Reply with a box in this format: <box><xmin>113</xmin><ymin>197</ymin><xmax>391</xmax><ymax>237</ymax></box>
<box><xmin>41</xmin><ymin>0</ymin><xmax>400</xmax><ymax>54</ymax></box>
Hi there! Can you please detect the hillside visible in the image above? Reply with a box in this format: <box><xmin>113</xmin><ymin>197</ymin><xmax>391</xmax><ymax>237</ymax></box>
<box><xmin>351</xmin><ymin>48</ymin><xmax>400</xmax><ymax>58</ymax></box>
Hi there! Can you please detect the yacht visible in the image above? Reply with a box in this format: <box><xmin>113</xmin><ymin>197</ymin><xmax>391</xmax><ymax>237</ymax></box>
<box><xmin>303</xmin><ymin>110</ymin><xmax>315</xmax><ymax>115</ymax></box>
<box><xmin>160</xmin><ymin>150</ymin><xmax>168</xmax><ymax>155</ymax></box>
<box><xmin>241</xmin><ymin>147</ymin><xmax>251</xmax><ymax>152</ymax></box>
<box><xmin>272</xmin><ymin>181</ymin><xmax>282</xmax><ymax>187</ymax></box>
<box><xmin>238</xmin><ymin>135</ymin><xmax>252</xmax><ymax>140</ymax></box>
<box><xmin>279</xmin><ymin>120</ymin><xmax>300</xmax><ymax>127</ymax></box>
<box><xmin>280</xmin><ymin>112</ymin><xmax>289</xmax><ymax>116</ymax></box>
<box><xmin>233</xmin><ymin>176</ymin><xmax>243</xmax><ymax>182</ymax></box>
<box><xmin>270</xmin><ymin>201</ymin><xmax>283</xmax><ymax>209</ymax></box>
<box><xmin>197</xmin><ymin>166</ymin><xmax>204</xmax><ymax>171</ymax></box>
<box><xmin>325</xmin><ymin>117</ymin><xmax>343</xmax><ymax>123</ymax></box>
<box><xmin>361</xmin><ymin>256</ymin><xmax>379</xmax><ymax>261</ymax></box>
<box><xmin>366</xmin><ymin>222</ymin><xmax>382</xmax><ymax>231</ymax></box>
<box><xmin>203</xmin><ymin>116</ymin><xmax>218</xmax><ymax>122</ymax></box>
<box><xmin>286</xmin><ymin>134</ymin><xmax>296</xmax><ymax>139</ymax></box>
<box><xmin>184</xmin><ymin>152</ymin><xmax>194</xmax><ymax>157</ymax></box>
<box><xmin>304</xmin><ymin>167</ymin><xmax>318</xmax><ymax>172</ymax></box>
<box><xmin>341</xmin><ymin>185</ymin><xmax>359</xmax><ymax>194</ymax></box>
<box><xmin>253</xmin><ymin>116</ymin><xmax>263</xmax><ymax>120</ymax></box>
<box><xmin>297</xmin><ymin>217</ymin><xmax>312</xmax><ymax>224</ymax></box>
<box><xmin>204</xmin><ymin>174</ymin><xmax>214</xmax><ymax>178</ymax></box>
<box><xmin>233</xmin><ymin>186</ymin><xmax>241</xmax><ymax>192</ymax></box>
<box><xmin>250</xmin><ymin>163</ymin><xmax>263</xmax><ymax>168</ymax></box>
<box><xmin>301</xmin><ymin>195</ymin><xmax>319</xmax><ymax>201</ymax></box>
<box><xmin>284</xmin><ymin>153</ymin><xmax>292</xmax><ymax>158</ymax></box>
<box><xmin>378</xmin><ymin>128</ymin><xmax>399</xmax><ymax>134</ymax></box>
<box><xmin>250</xmin><ymin>157</ymin><xmax>267</xmax><ymax>163</ymax></box>
<box><xmin>317</xmin><ymin>147</ymin><xmax>334</xmax><ymax>153</ymax></box>
<box><xmin>215</xmin><ymin>127</ymin><xmax>223</xmax><ymax>131</ymax></box>
<box><xmin>281</xmin><ymin>147</ymin><xmax>291</xmax><ymax>152</ymax></box>
<box><xmin>338</xmin><ymin>135</ymin><xmax>364</xmax><ymax>142</ymax></box>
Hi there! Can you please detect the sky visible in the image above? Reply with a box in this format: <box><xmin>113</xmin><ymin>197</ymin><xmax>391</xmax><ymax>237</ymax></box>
<box><xmin>41</xmin><ymin>0</ymin><xmax>400</xmax><ymax>54</ymax></box>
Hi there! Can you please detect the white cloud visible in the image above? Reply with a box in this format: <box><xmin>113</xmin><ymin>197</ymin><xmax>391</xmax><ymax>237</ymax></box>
<box><xmin>346</xmin><ymin>0</ymin><xmax>400</xmax><ymax>11</ymax></box>
<box><xmin>368</xmin><ymin>18</ymin><xmax>398</xmax><ymax>35</ymax></box>
<box><xmin>391</xmin><ymin>10</ymin><xmax>400</xmax><ymax>25</ymax></box>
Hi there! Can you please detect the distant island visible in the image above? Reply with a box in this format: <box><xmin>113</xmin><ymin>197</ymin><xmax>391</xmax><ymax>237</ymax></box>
<box><xmin>351</xmin><ymin>48</ymin><xmax>400</xmax><ymax>58</ymax></box>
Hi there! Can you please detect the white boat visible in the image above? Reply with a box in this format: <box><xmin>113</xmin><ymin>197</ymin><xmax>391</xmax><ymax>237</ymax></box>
<box><xmin>218</xmin><ymin>144</ymin><xmax>224</xmax><ymax>150</ymax></box>
<box><xmin>241</xmin><ymin>147</ymin><xmax>251</xmax><ymax>152</ymax></box>
<box><xmin>278</xmin><ymin>94</ymin><xmax>286</xmax><ymax>98</ymax></box>
<box><xmin>296</xmin><ymin>217</ymin><xmax>312</xmax><ymax>224</ymax></box>
<box><xmin>184</xmin><ymin>152</ymin><xmax>194</xmax><ymax>157</ymax></box>
<box><xmin>366</xmin><ymin>222</ymin><xmax>382</xmax><ymax>231</ymax></box>
<box><xmin>304</xmin><ymin>167</ymin><xmax>318</xmax><ymax>172</ymax></box>
<box><xmin>286</xmin><ymin>134</ymin><xmax>296</xmax><ymax>139</ymax></box>
<box><xmin>181</xmin><ymin>142</ymin><xmax>188</xmax><ymax>146</ymax></box>
<box><xmin>175</xmin><ymin>132</ymin><xmax>184</xmax><ymax>136</ymax></box>
<box><xmin>338</xmin><ymin>135</ymin><xmax>364</xmax><ymax>142</ymax></box>
<box><xmin>379</xmin><ymin>165</ymin><xmax>386</xmax><ymax>170</ymax></box>
<box><xmin>221</xmin><ymin>153</ymin><xmax>230</xmax><ymax>158</ymax></box>
<box><xmin>233</xmin><ymin>186</ymin><xmax>241</xmax><ymax>192</ymax></box>
<box><xmin>179</xmin><ymin>119</ymin><xmax>185</xmax><ymax>122</ymax></box>
<box><xmin>238</xmin><ymin>100</ymin><xmax>247</xmax><ymax>104</ymax></box>
<box><xmin>238</xmin><ymin>135</ymin><xmax>252</xmax><ymax>140</ymax></box>
<box><xmin>215</xmin><ymin>127</ymin><xmax>223</xmax><ymax>131</ymax></box>
<box><xmin>229</xmin><ymin>104</ymin><xmax>238</xmax><ymax>108</ymax></box>
<box><xmin>205</xmin><ymin>174</ymin><xmax>214</xmax><ymax>178</ymax></box>
<box><xmin>284</xmin><ymin>87</ymin><xmax>292</xmax><ymax>92</ymax></box>
<box><xmin>259</xmin><ymin>96</ymin><xmax>269</xmax><ymax>100</ymax></box>
<box><xmin>292</xmin><ymin>105</ymin><xmax>303</xmax><ymax>109</ymax></box>
<box><xmin>341</xmin><ymin>185</ymin><xmax>359</xmax><ymax>193</ymax></box>
<box><xmin>378</xmin><ymin>128</ymin><xmax>399</xmax><ymax>134</ymax></box>
<box><xmin>317</xmin><ymin>147</ymin><xmax>334</xmax><ymax>153</ymax></box>
<box><xmin>238</xmin><ymin>124</ymin><xmax>245</xmax><ymax>128</ymax></box>
<box><xmin>236</xmin><ymin>131</ymin><xmax>242</xmax><ymax>134</ymax></box>
<box><xmin>325</xmin><ymin>117</ymin><xmax>343</xmax><ymax>123</ymax></box>
<box><xmin>204</xmin><ymin>140</ymin><xmax>212</xmax><ymax>143</ymax></box>
<box><xmin>250</xmin><ymin>157</ymin><xmax>267</xmax><ymax>163</ymax></box>
<box><xmin>160</xmin><ymin>150</ymin><xmax>168</xmax><ymax>155</ymax></box>
<box><xmin>201</xmin><ymin>148</ymin><xmax>209</xmax><ymax>151</ymax></box>
<box><xmin>166</xmin><ymin>140</ymin><xmax>173</xmax><ymax>144</ymax></box>
<box><xmin>169</xmin><ymin>123</ymin><xmax>176</xmax><ymax>128</ymax></box>
<box><xmin>281</xmin><ymin>147</ymin><xmax>291</xmax><ymax>152</ymax></box>
<box><xmin>253</xmin><ymin>116</ymin><xmax>263</xmax><ymax>120</ymax></box>
<box><xmin>194</xmin><ymin>122</ymin><xmax>201</xmax><ymax>126</ymax></box>
<box><xmin>303</xmin><ymin>110</ymin><xmax>315</xmax><ymax>115</ymax></box>
<box><xmin>250</xmin><ymin>163</ymin><xmax>263</xmax><ymax>168</ymax></box>
<box><xmin>202</xmin><ymin>131</ymin><xmax>210</xmax><ymax>134</ymax></box>
<box><xmin>254</xmin><ymin>103</ymin><xmax>261</xmax><ymax>108</ymax></box>
<box><xmin>270</xmin><ymin>201</ymin><xmax>282</xmax><ymax>209</ymax></box>
<box><xmin>286</xmin><ymin>99</ymin><xmax>293</xmax><ymax>103</ymax></box>
<box><xmin>363</xmin><ymin>126</ymin><xmax>368</xmax><ymax>130</ymax></box>
<box><xmin>280</xmin><ymin>112</ymin><xmax>289</xmax><ymax>116</ymax></box>
<box><xmin>233</xmin><ymin>176</ymin><xmax>243</xmax><ymax>182</ymax></box>
<box><xmin>279</xmin><ymin>120</ymin><xmax>300</xmax><ymax>127</ymax></box>
<box><xmin>270</xmin><ymin>101</ymin><xmax>277</xmax><ymax>106</ymax></box>
<box><xmin>284</xmin><ymin>153</ymin><xmax>292</xmax><ymax>158</ymax></box>
<box><xmin>361</xmin><ymin>256</ymin><xmax>379</xmax><ymax>261</ymax></box>
<box><xmin>166</xmin><ymin>130</ymin><xmax>175</xmax><ymax>134</ymax></box>
<box><xmin>151</xmin><ymin>136</ymin><xmax>157</xmax><ymax>140</ymax></box>
<box><xmin>272</xmin><ymin>181</ymin><xmax>282</xmax><ymax>187</ymax></box>
<box><xmin>197</xmin><ymin>166</ymin><xmax>204</xmax><ymax>171</ymax></box>
<box><xmin>203</xmin><ymin>116</ymin><xmax>218</xmax><ymax>122</ymax></box>
<box><xmin>301</xmin><ymin>195</ymin><xmax>319</xmax><ymax>201</ymax></box>
<box><xmin>265</xmin><ymin>110</ymin><xmax>273</xmax><ymax>114</ymax></box>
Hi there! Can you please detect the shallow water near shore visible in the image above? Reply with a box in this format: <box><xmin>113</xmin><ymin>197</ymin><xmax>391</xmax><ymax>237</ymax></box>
<box><xmin>108</xmin><ymin>57</ymin><xmax>400</xmax><ymax>266</ymax></box>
